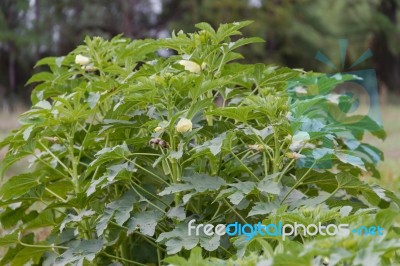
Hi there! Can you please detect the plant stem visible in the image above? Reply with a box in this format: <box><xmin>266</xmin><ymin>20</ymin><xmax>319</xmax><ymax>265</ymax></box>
<box><xmin>126</xmin><ymin>158</ymin><xmax>169</xmax><ymax>186</ymax></box>
<box><xmin>273</xmin><ymin>128</ymin><xmax>280</xmax><ymax>173</ymax></box>
<box><xmin>129</xmin><ymin>185</ymin><xmax>166</xmax><ymax>214</ymax></box>
<box><xmin>230</xmin><ymin>151</ymin><xmax>260</xmax><ymax>181</ymax></box>
<box><xmin>19</xmin><ymin>241</ymin><xmax>68</xmax><ymax>250</ymax></box>
<box><xmin>37</xmin><ymin>141</ymin><xmax>72</xmax><ymax>175</ymax></box>
<box><xmin>45</xmin><ymin>187</ymin><xmax>67</xmax><ymax>203</ymax></box>
<box><xmin>102</xmin><ymin>252</ymin><xmax>147</xmax><ymax>266</ymax></box>
<box><xmin>276</xmin><ymin>158</ymin><xmax>296</xmax><ymax>183</ymax></box>
<box><xmin>223</xmin><ymin>199</ymin><xmax>247</xmax><ymax>224</ymax></box>
<box><xmin>157</xmin><ymin>244</ymin><xmax>162</xmax><ymax>266</ymax></box>
<box><xmin>280</xmin><ymin>162</ymin><xmax>316</xmax><ymax>204</ymax></box>
<box><xmin>130</xmin><ymin>180</ymin><xmax>169</xmax><ymax>207</ymax></box>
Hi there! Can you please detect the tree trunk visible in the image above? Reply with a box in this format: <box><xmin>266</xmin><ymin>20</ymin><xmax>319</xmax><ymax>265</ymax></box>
<box><xmin>371</xmin><ymin>0</ymin><xmax>400</xmax><ymax>93</ymax></box>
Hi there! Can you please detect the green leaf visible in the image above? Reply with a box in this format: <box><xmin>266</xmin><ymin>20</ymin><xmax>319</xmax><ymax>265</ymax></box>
<box><xmin>12</xmin><ymin>246</ymin><xmax>50</xmax><ymax>266</ymax></box>
<box><xmin>0</xmin><ymin>172</ymin><xmax>40</xmax><ymax>200</ymax></box>
<box><xmin>0</xmin><ymin>140</ymin><xmax>35</xmax><ymax>177</ymax></box>
<box><xmin>158</xmin><ymin>173</ymin><xmax>226</xmax><ymax>196</ymax></box>
<box><xmin>25</xmin><ymin>209</ymin><xmax>56</xmax><ymax>229</ymax></box>
<box><xmin>187</xmin><ymin>98</ymin><xmax>212</xmax><ymax>119</ymax></box>
<box><xmin>22</xmin><ymin>125</ymin><xmax>34</xmax><ymax>141</ymax></box>
<box><xmin>127</xmin><ymin>210</ymin><xmax>163</xmax><ymax>236</ymax></box>
<box><xmin>335</xmin><ymin>151</ymin><xmax>366</xmax><ymax>171</ymax></box>
<box><xmin>96</xmin><ymin>190</ymin><xmax>138</xmax><ymax>236</ymax></box>
<box><xmin>257</xmin><ymin>178</ymin><xmax>281</xmax><ymax>195</ymax></box>
<box><xmin>209</xmin><ymin>107</ymin><xmax>252</xmax><ymax>123</ymax></box>
<box><xmin>228</xmin><ymin>37</ymin><xmax>264</xmax><ymax>50</ymax></box>
<box><xmin>88</xmin><ymin>143</ymin><xmax>131</xmax><ymax>172</ymax></box>
<box><xmin>242</xmin><ymin>125</ymin><xmax>273</xmax><ymax>140</ymax></box>
<box><xmin>194</xmin><ymin>133</ymin><xmax>227</xmax><ymax>156</ymax></box>
<box><xmin>25</xmin><ymin>71</ymin><xmax>54</xmax><ymax>85</ymax></box>
<box><xmin>163</xmin><ymin>255</ymin><xmax>189</xmax><ymax>266</ymax></box>
<box><xmin>166</xmin><ymin>206</ymin><xmax>186</xmax><ymax>221</ymax></box>
<box><xmin>0</xmin><ymin>232</ymin><xmax>19</xmax><ymax>246</ymax></box>
<box><xmin>336</xmin><ymin>173</ymin><xmax>400</xmax><ymax>207</ymax></box>
<box><xmin>55</xmin><ymin>239</ymin><xmax>103</xmax><ymax>265</ymax></box>
<box><xmin>225</xmin><ymin>181</ymin><xmax>256</xmax><ymax>205</ymax></box>
<box><xmin>216</xmin><ymin>21</ymin><xmax>253</xmax><ymax>42</ymax></box>
<box><xmin>60</xmin><ymin>210</ymin><xmax>96</xmax><ymax>232</ymax></box>
<box><xmin>248</xmin><ymin>201</ymin><xmax>279</xmax><ymax>217</ymax></box>
<box><xmin>195</xmin><ymin>22</ymin><xmax>216</xmax><ymax>35</ymax></box>
<box><xmin>86</xmin><ymin>92</ymin><xmax>101</xmax><ymax>109</ymax></box>
<box><xmin>34</xmin><ymin>56</ymin><xmax>64</xmax><ymax>68</ymax></box>
<box><xmin>157</xmin><ymin>223</ymin><xmax>220</xmax><ymax>254</ymax></box>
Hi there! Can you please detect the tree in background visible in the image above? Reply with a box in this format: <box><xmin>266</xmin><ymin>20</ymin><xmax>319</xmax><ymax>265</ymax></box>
<box><xmin>0</xmin><ymin>0</ymin><xmax>399</xmax><ymax>107</ymax></box>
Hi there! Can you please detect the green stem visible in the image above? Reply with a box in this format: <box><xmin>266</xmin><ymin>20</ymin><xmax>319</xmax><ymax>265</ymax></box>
<box><xmin>133</xmin><ymin>232</ymin><xmax>166</xmax><ymax>253</ymax></box>
<box><xmin>263</xmin><ymin>152</ymin><xmax>269</xmax><ymax>176</ymax></box>
<box><xmin>157</xmin><ymin>244</ymin><xmax>162</xmax><ymax>266</ymax></box>
<box><xmin>280</xmin><ymin>161</ymin><xmax>316</xmax><ymax>204</ymax></box>
<box><xmin>130</xmin><ymin>180</ymin><xmax>169</xmax><ymax>207</ymax></box>
<box><xmin>19</xmin><ymin>241</ymin><xmax>68</xmax><ymax>250</ymax></box>
<box><xmin>66</xmin><ymin>130</ymin><xmax>80</xmax><ymax>194</ymax></box>
<box><xmin>211</xmin><ymin>202</ymin><xmax>222</xmax><ymax>221</ymax></box>
<box><xmin>273</xmin><ymin>128</ymin><xmax>280</xmax><ymax>173</ymax></box>
<box><xmin>102</xmin><ymin>252</ymin><xmax>147</xmax><ymax>266</ymax></box>
<box><xmin>77</xmin><ymin>106</ymin><xmax>98</xmax><ymax>165</ymax></box>
<box><xmin>34</xmin><ymin>155</ymin><xmax>69</xmax><ymax>179</ymax></box>
<box><xmin>325</xmin><ymin>187</ymin><xmax>340</xmax><ymax>202</ymax></box>
<box><xmin>125</xmin><ymin>158</ymin><xmax>169</xmax><ymax>186</ymax></box>
<box><xmin>276</xmin><ymin>158</ymin><xmax>296</xmax><ymax>183</ymax></box>
<box><xmin>230</xmin><ymin>151</ymin><xmax>260</xmax><ymax>181</ymax></box>
<box><xmin>223</xmin><ymin>199</ymin><xmax>247</xmax><ymax>224</ymax></box>
<box><xmin>45</xmin><ymin>187</ymin><xmax>67</xmax><ymax>203</ymax></box>
<box><xmin>129</xmin><ymin>185</ymin><xmax>166</xmax><ymax>214</ymax></box>
<box><xmin>37</xmin><ymin>141</ymin><xmax>71</xmax><ymax>175</ymax></box>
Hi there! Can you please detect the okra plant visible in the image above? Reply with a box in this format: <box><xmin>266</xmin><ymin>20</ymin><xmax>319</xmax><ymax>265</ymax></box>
<box><xmin>0</xmin><ymin>21</ymin><xmax>399</xmax><ymax>265</ymax></box>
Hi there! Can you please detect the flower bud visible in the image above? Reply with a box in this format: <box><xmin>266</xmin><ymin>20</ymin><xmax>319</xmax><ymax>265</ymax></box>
<box><xmin>178</xmin><ymin>60</ymin><xmax>201</xmax><ymax>73</ymax></box>
<box><xmin>82</xmin><ymin>64</ymin><xmax>96</xmax><ymax>72</ymax></box>
<box><xmin>286</xmin><ymin>152</ymin><xmax>306</xmax><ymax>159</ymax></box>
<box><xmin>248</xmin><ymin>144</ymin><xmax>265</xmax><ymax>151</ymax></box>
<box><xmin>176</xmin><ymin>118</ymin><xmax>192</xmax><ymax>133</ymax></box>
<box><xmin>154</xmin><ymin>126</ymin><xmax>163</xmax><ymax>132</ymax></box>
<box><xmin>75</xmin><ymin>54</ymin><xmax>90</xmax><ymax>65</ymax></box>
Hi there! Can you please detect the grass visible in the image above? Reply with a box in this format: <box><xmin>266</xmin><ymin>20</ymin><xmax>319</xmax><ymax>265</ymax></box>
<box><xmin>366</xmin><ymin>103</ymin><xmax>400</xmax><ymax>191</ymax></box>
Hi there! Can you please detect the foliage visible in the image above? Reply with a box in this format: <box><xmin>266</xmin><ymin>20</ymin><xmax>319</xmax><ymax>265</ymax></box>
<box><xmin>2</xmin><ymin>0</ymin><xmax>400</xmax><ymax>103</ymax></box>
<box><xmin>0</xmin><ymin>21</ymin><xmax>399</xmax><ymax>265</ymax></box>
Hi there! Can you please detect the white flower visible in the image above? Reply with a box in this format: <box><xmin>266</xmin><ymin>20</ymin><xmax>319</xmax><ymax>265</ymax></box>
<box><xmin>294</xmin><ymin>86</ymin><xmax>307</xmax><ymax>95</ymax></box>
<box><xmin>327</xmin><ymin>94</ymin><xmax>341</xmax><ymax>105</ymax></box>
<box><xmin>154</xmin><ymin>126</ymin><xmax>163</xmax><ymax>132</ymax></box>
<box><xmin>176</xmin><ymin>118</ymin><xmax>192</xmax><ymax>133</ymax></box>
<box><xmin>75</xmin><ymin>54</ymin><xmax>90</xmax><ymax>65</ymax></box>
<box><xmin>178</xmin><ymin>60</ymin><xmax>201</xmax><ymax>73</ymax></box>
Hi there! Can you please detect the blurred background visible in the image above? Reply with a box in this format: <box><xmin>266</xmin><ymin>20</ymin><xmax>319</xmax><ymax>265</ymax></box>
<box><xmin>0</xmin><ymin>0</ymin><xmax>399</xmax><ymax>185</ymax></box>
